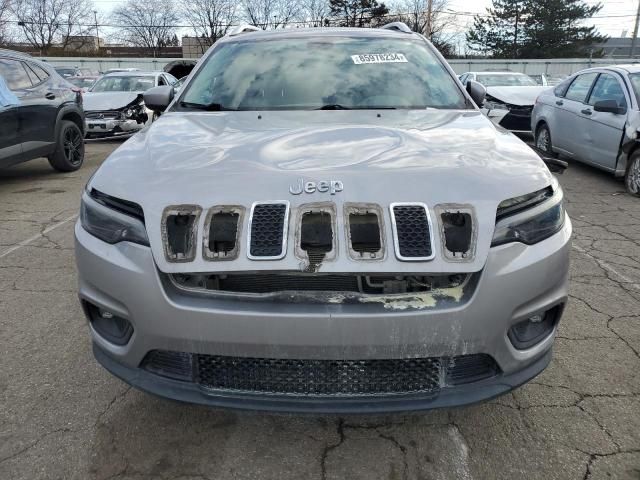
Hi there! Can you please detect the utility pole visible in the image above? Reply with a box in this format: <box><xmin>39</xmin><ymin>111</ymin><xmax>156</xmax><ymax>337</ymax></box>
<box><xmin>426</xmin><ymin>0</ymin><xmax>433</xmax><ymax>39</ymax></box>
<box><xmin>632</xmin><ymin>0</ymin><xmax>640</xmax><ymax>58</ymax></box>
<box><xmin>93</xmin><ymin>10</ymin><xmax>100</xmax><ymax>52</ymax></box>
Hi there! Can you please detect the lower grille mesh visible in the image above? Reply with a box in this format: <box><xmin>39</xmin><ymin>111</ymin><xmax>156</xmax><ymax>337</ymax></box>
<box><xmin>141</xmin><ymin>350</ymin><xmax>500</xmax><ymax>396</ymax></box>
<box><xmin>196</xmin><ymin>355</ymin><xmax>442</xmax><ymax>396</ymax></box>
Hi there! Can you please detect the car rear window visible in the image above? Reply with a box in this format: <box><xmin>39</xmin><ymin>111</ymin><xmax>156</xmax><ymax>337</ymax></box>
<box><xmin>0</xmin><ymin>59</ymin><xmax>33</xmax><ymax>90</ymax></box>
<box><xmin>91</xmin><ymin>76</ymin><xmax>155</xmax><ymax>92</ymax></box>
<box><xmin>475</xmin><ymin>74</ymin><xmax>538</xmax><ymax>87</ymax></box>
<box><xmin>179</xmin><ymin>36</ymin><xmax>467</xmax><ymax>110</ymax></box>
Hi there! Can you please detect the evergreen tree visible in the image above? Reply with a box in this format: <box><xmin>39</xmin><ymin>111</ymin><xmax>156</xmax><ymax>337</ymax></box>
<box><xmin>329</xmin><ymin>0</ymin><xmax>389</xmax><ymax>27</ymax></box>
<box><xmin>466</xmin><ymin>0</ymin><xmax>528</xmax><ymax>58</ymax></box>
<box><xmin>466</xmin><ymin>0</ymin><xmax>605</xmax><ymax>58</ymax></box>
<box><xmin>522</xmin><ymin>0</ymin><xmax>605</xmax><ymax>58</ymax></box>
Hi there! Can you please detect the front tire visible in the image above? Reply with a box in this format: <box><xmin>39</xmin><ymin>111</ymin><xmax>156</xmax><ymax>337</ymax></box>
<box><xmin>535</xmin><ymin>123</ymin><xmax>557</xmax><ymax>158</ymax></box>
<box><xmin>48</xmin><ymin>120</ymin><xmax>85</xmax><ymax>172</ymax></box>
<box><xmin>625</xmin><ymin>151</ymin><xmax>640</xmax><ymax>197</ymax></box>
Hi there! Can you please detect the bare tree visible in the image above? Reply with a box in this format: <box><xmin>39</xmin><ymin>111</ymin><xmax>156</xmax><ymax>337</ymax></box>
<box><xmin>111</xmin><ymin>0</ymin><xmax>180</xmax><ymax>56</ymax></box>
<box><xmin>301</xmin><ymin>0</ymin><xmax>330</xmax><ymax>27</ymax></box>
<box><xmin>12</xmin><ymin>0</ymin><xmax>95</xmax><ymax>53</ymax></box>
<box><xmin>0</xmin><ymin>0</ymin><xmax>13</xmax><ymax>45</ymax></box>
<box><xmin>184</xmin><ymin>0</ymin><xmax>237</xmax><ymax>52</ymax></box>
<box><xmin>392</xmin><ymin>0</ymin><xmax>457</xmax><ymax>56</ymax></box>
<box><xmin>243</xmin><ymin>0</ymin><xmax>300</xmax><ymax>29</ymax></box>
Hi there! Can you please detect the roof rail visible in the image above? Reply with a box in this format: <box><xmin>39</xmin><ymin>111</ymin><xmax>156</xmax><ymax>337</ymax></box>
<box><xmin>379</xmin><ymin>22</ymin><xmax>412</xmax><ymax>34</ymax></box>
<box><xmin>226</xmin><ymin>25</ymin><xmax>262</xmax><ymax>37</ymax></box>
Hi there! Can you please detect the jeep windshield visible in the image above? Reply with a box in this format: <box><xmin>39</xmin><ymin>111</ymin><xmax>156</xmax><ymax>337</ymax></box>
<box><xmin>178</xmin><ymin>35</ymin><xmax>467</xmax><ymax>111</ymax></box>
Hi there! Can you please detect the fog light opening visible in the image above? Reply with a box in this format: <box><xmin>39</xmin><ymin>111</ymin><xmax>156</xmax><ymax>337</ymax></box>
<box><xmin>84</xmin><ymin>301</ymin><xmax>134</xmax><ymax>346</ymax></box>
<box><xmin>508</xmin><ymin>306</ymin><xmax>561</xmax><ymax>350</ymax></box>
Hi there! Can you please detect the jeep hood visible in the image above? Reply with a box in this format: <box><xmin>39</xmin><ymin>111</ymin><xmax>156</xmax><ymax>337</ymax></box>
<box><xmin>89</xmin><ymin>109</ymin><xmax>555</xmax><ymax>274</ymax></box>
<box><xmin>83</xmin><ymin>92</ymin><xmax>142</xmax><ymax>111</ymax></box>
<box><xmin>486</xmin><ymin>86</ymin><xmax>549</xmax><ymax>106</ymax></box>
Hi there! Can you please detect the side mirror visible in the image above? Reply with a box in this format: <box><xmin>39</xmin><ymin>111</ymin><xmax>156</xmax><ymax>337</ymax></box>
<box><xmin>593</xmin><ymin>99</ymin><xmax>626</xmax><ymax>115</ymax></box>
<box><xmin>143</xmin><ymin>85</ymin><xmax>174</xmax><ymax>113</ymax></box>
<box><xmin>466</xmin><ymin>80</ymin><xmax>486</xmax><ymax>107</ymax></box>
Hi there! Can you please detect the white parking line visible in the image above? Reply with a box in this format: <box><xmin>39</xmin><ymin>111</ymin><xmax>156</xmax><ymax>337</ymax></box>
<box><xmin>572</xmin><ymin>244</ymin><xmax>639</xmax><ymax>289</ymax></box>
<box><xmin>0</xmin><ymin>214</ymin><xmax>77</xmax><ymax>259</ymax></box>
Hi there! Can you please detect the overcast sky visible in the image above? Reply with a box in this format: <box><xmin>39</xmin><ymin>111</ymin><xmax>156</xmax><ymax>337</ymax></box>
<box><xmin>91</xmin><ymin>0</ymin><xmax>638</xmax><ymax>39</ymax></box>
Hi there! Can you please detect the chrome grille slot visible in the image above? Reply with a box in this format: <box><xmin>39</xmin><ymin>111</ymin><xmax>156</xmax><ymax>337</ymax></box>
<box><xmin>344</xmin><ymin>204</ymin><xmax>385</xmax><ymax>260</ymax></box>
<box><xmin>161</xmin><ymin>205</ymin><xmax>202</xmax><ymax>262</ymax></box>
<box><xmin>248</xmin><ymin>201</ymin><xmax>289</xmax><ymax>259</ymax></box>
<box><xmin>390</xmin><ymin>203</ymin><xmax>434</xmax><ymax>261</ymax></box>
<box><xmin>203</xmin><ymin>206</ymin><xmax>244</xmax><ymax>261</ymax></box>
<box><xmin>436</xmin><ymin>204</ymin><xmax>477</xmax><ymax>261</ymax></box>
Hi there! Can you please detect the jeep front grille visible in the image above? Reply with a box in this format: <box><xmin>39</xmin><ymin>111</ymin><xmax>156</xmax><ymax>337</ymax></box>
<box><xmin>390</xmin><ymin>203</ymin><xmax>434</xmax><ymax>260</ymax></box>
<box><xmin>248</xmin><ymin>202</ymin><xmax>289</xmax><ymax>259</ymax></box>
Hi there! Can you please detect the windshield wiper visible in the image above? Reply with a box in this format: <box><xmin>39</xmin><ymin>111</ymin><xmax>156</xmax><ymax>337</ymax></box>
<box><xmin>316</xmin><ymin>104</ymin><xmax>351</xmax><ymax>110</ymax></box>
<box><xmin>179</xmin><ymin>101</ymin><xmax>235</xmax><ymax>111</ymax></box>
<box><xmin>316</xmin><ymin>104</ymin><xmax>397</xmax><ymax>110</ymax></box>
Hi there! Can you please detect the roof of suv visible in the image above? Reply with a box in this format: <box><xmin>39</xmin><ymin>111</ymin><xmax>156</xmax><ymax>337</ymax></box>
<box><xmin>217</xmin><ymin>26</ymin><xmax>421</xmax><ymax>44</ymax></box>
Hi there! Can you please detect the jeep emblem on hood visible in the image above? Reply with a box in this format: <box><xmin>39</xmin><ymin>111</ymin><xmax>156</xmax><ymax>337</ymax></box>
<box><xmin>289</xmin><ymin>178</ymin><xmax>344</xmax><ymax>195</ymax></box>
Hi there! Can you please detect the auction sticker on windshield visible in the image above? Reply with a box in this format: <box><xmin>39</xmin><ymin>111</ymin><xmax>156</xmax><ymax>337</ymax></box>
<box><xmin>351</xmin><ymin>53</ymin><xmax>408</xmax><ymax>64</ymax></box>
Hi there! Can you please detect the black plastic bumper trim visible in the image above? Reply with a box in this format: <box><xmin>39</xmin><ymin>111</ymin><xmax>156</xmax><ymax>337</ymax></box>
<box><xmin>93</xmin><ymin>344</ymin><xmax>552</xmax><ymax>414</ymax></box>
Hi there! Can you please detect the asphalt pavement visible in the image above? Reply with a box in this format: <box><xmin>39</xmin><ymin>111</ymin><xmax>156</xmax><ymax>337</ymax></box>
<box><xmin>0</xmin><ymin>140</ymin><xmax>639</xmax><ymax>480</ymax></box>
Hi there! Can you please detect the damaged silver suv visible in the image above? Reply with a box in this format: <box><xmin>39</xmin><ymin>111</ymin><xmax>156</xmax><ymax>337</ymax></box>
<box><xmin>75</xmin><ymin>23</ymin><xmax>572</xmax><ymax>413</ymax></box>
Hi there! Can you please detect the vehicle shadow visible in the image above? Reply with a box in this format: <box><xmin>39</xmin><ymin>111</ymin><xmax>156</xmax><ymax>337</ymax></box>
<box><xmin>88</xmin><ymin>388</ymin><xmax>462</xmax><ymax>480</ymax></box>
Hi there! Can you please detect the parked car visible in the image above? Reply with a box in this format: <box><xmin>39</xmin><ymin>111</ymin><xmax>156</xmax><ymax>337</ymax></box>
<box><xmin>459</xmin><ymin>71</ymin><xmax>548</xmax><ymax>132</ymax></box>
<box><xmin>532</xmin><ymin>65</ymin><xmax>640</xmax><ymax>196</ymax></box>
<box><xmin>530</xmin><ymin>73</ymin><xmax>567</xmax><ymax>87</ymax></box>
<box><xmin>76</xmin><ymin>23</ymin><xmax>571</xmax><ymax>413</ymax></box>
<box><xmin>83</xmin><ymin>71</ymin><xmax>177</xmax><ymax>138</ymax></box>
<box><xmin>103</xmin><ymin>68</ymin><xmax>140</xmax><ymax>74</ymax></box>
<box><xmin>0</xmin><ymin>49</ymin><xmax>85</xmax><ymax>171</ymax></box>
<box><xmin>67</xmin><ymin>75</ymin><xmax>99</xmax><ymax>92</ymax></box>
<box><xmin>54</xmin><ymin>66</ymin><xmax>96</xmax><ymax>78</ymax></box>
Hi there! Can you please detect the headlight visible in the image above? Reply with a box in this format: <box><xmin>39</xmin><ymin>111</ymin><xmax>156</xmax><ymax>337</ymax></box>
<box><xmin>80</xmin><ymin>192</ymin><xmax>149</xmax><ymax>246</ymax></box>
<box><xmin>124</xmin><ymin>108</ymin><xmax>134</xmax><ymax>118</ymax></box>
<box><xmin>492</xmin><ymin>186</ymin><xmax>565</xmax><ymax>246</ymax></box>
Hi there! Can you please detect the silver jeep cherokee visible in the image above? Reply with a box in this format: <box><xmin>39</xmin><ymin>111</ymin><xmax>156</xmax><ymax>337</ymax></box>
<box><xmin>75</xmin><ymin>24</ymin><xmax>572</xmax><ymax>413</ymax></box>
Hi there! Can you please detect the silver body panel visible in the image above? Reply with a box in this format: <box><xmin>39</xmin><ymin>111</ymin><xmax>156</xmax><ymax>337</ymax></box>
<box><xmin>76</xmin><ymin>219</ymin><xmax>571</xmax><ymax>372</ymax></box>
<box><xmin>531</xmin><ymin>65</ymin><xmax>640</xmax><ymax>177</ymax></box>
<box><xmin>89</xmin><ymin>109</ymin><xmax>554</xmax><ymax>274</ymax></box>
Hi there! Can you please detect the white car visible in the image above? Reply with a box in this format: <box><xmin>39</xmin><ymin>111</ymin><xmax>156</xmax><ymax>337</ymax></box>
<box><xmin>459</xmin><ymin>71</ymin><xmax>548</xmax><ymax>133</ymax></box>
<box><xmin>83</xmin><ymin>71</ymin><xmax>178</xmax><ymax>138</ymax></box>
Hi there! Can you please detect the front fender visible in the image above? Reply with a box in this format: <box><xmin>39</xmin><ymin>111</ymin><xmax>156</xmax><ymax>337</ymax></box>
<box><xmin>55</xmin><ymin>103</ymin><xmax>86</xmax><ymax>138</ymax></box>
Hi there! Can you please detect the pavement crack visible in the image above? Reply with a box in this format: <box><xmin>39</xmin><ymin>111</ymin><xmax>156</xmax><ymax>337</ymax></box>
<box><xmin>320</xmin><ymin>418</ymin><xmax>345</xmax><ymax>480</ymax></box>
<box><xmin>0</xmin><ymin>427</ymin><xmax>71</xmax><ymax>465</ymax></box>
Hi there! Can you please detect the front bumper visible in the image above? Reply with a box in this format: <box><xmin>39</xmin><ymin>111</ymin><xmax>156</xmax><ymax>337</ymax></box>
<box><xmin>85</xmin><ymin>118</ymin><xmax>144</xmax><ymax>137</ymax></box>
<box><xmin>483</xmin><ymin>107</ymin><xmax>534</xmax><ymax>133</ymax></box>
<box><xmin>75</xmin><ymin>217</ymin><xmax>572</xmax><ymax>412</ymax></box>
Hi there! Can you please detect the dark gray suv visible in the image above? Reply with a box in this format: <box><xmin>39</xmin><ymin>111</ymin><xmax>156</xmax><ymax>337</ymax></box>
<box><xmin>0</xmin><ymin>49</ymin><xmax>85</xmax><ymax>172</ymax></box>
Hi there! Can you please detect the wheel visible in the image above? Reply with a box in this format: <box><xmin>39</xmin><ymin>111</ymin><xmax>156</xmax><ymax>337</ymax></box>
<box><xmin>48</xmin><ymin>120</ymin><xmax>85</xmax><ymax>172</ymax></box>
<box><xmin>535</xmin><ymin>123</ymin><xmax>557</xmax><ymax>158</ymax></box>
<box><xmin>625</xmin><ymin>151</ymin><xmax>640</xmax><ymax>197</ymax></box>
